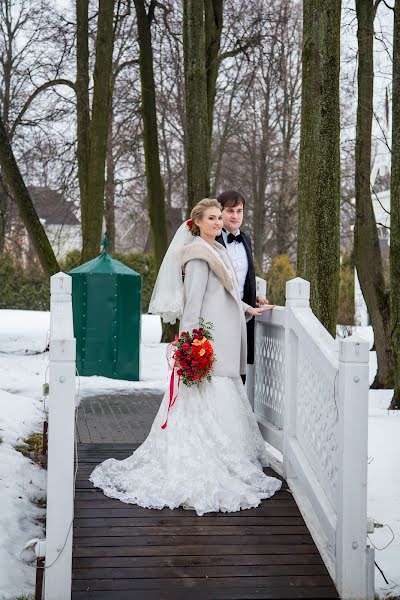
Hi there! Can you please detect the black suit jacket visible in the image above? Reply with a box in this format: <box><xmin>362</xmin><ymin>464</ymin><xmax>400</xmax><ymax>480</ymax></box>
<box><xmin>216</xmin><ymin>231</ymin><xmax>256</xmax><ymax>364</ymax></box>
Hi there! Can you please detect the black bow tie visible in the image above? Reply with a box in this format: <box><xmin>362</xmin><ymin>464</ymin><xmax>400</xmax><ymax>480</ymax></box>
<box><xmin>227</xmin><ymin>232</ymin><xmax>243</xmax><ymax>244</ymax></box>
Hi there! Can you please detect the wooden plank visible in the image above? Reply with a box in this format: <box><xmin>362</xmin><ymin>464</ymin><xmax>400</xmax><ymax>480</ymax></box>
<box><xmin>74</xmin><ymin>516</ymin><xmax>306</xmax><ymax>527</ymax></box>
<box><xmin>72</xmin><ymin>564</ymin><xmax>328</xmax><ymax>579</ymax></box>
<box><xmin>73</xmin><ymin>554</ymin><xmax>324</xmax><ymax>568</ymax></box>
<box><xmin>74</xmin><ymin>506</ymin><xmax>302</xmax><ymax>519</ymax></box>
<box><xmin>74</xmin><ymin>534</ymin><xmax>314</xmax><ymax>547</ymax></box>
<box><xmin>73</xmin><ymin>544</ymin><xmax>320</xmax><ymax>558</ymax></box>
<box><xmin>71</xmin><ymin>589</ymin><xmax>339</xmax><ymax>600</ymax></box>
<box><xmin>71</xmin><ymin>575</ymin><xmax>335</xmax><ymax>590</ymax></box>
<box><xmin>74</xmin><ymin>498</ymin><xmax>296</xmax><ymax>511</ymax></box>
<box><xmin>73</xmin><ymin>525</ymin><xmax>310</xmax><ymax>537</ymax></box>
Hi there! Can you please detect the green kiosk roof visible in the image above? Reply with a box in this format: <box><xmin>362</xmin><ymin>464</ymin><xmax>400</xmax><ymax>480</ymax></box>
<box><xmin>69</xmin><ymin>251</ymin><xmax>140</xmax><ymax>276</ymax></box>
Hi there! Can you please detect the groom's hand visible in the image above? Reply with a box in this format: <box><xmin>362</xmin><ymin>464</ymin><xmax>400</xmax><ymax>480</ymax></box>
<box><xmin>256</xmin><ymin>295</ymin><xmax>269</xmax><ymax>306</ymax></box>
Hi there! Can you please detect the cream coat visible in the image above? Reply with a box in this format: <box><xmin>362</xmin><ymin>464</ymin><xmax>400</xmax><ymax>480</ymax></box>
<box><xmin>179</xmin><ymin>236</ymin><xmax>250</xmax><ymax>377</ymax></box>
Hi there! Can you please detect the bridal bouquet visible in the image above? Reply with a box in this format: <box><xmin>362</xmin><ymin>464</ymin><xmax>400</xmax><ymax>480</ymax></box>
<box><xmin>172</xmin><ymin>318</ymin><xmax>215</xmax><ymax>387</ymax></box>
<box><xmin>162</xmin><ymin>319</ymin><xmax>215</xmax><ymax>429</ymax></box>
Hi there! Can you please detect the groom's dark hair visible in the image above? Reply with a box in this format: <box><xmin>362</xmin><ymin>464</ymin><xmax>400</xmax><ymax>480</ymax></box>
<box><xmin>217</xmin><ymin>190</ymin><xmax>246</xmax><ymax>209</ymax></box>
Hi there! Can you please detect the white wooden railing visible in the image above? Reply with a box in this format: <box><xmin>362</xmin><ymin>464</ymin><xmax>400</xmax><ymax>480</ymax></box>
<box><xmin>35</xmin><ymin>273</ymin><xmax>373</xmax><ymax>599</ymax></box>
<box><xmin>251</xmin><ymin>277</ymin><xmax>374</xmax><ymax>600</ymax></box>
<box><xmin>40</xmin><ymin>272</ymin><xmax>76</xmax><ymax>600</ymax></box>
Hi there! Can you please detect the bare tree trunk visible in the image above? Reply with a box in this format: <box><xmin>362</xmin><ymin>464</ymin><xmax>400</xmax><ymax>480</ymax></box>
<box><xmin>0</xmin><ymin>114</ymin><xmax>59</xmax><ymax>276</ymax></box>
<box><xmin>76</xmin><ymin>0</ymin><xmax>90</xmax><ymax>260</ymax></box>
<box><xmin>105</xmin><ymin>105</ymin><xmax>116</xmax><ymax>248</ymax></box>
<box><xmin>134</xmin><ymin>0</ymin><xmax>168</xmax><ymax>269</ymax></box>
<box><xmin>183</xmin><ymin>0</ymin><xmax>210</xmax><ymax>211</ymax></box>
<box><xmin>354</xmin><ymin>0</ymin><xmax>392</xmax><ymax>388</ymax></box>
<box><xmin>82</xmin><ymin>0</ymin><xmax>115</xmax><ymax>262</ymax></box>
<box><xmin>253</xmin><ymin>88</ymin><xmax>271</xmax><ymax>267</ymax></box>
<box><xmin>297</xmin><ymin>0</ymin><xmax>341</xmax><ymax>337</ymax></box>
<box><xmin>204</xmin><ymin>0</ymin><xmax>223</xmax><ymax>141</ymax></box>
<box><xmin>390</xmin><ymin>0</ymin><xmax>400</xmax><ymax>408</ymax></box>
<box><xmin>0</xmin><ymin>181</ymin><xmax>9</xmax><ymax>255</ymax></box>
<box><xmin>276</xmin><ymin>140</ymin><xmax>291</xmax><ymax>255</ymax></box>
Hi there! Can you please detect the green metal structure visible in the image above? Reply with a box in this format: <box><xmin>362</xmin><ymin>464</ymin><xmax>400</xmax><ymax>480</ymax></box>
<box><xmin>69</xmin><ymin>245</ymin><xmax>141</xmax><ymax>381</ymax></box>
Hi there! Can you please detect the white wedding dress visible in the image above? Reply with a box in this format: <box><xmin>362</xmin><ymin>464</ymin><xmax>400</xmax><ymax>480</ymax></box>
<box><xmin>90</xmin><ymin>374</ymin><xmax>282</xmax><ymax>516</ymax></box>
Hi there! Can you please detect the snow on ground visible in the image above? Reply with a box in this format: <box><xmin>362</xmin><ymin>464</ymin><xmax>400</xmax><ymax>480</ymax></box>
<box><xmin>0</xmin><ymin>312</ymin><xmax>399</xmax><ymax>598</ymax></box>
<box><xmin>0</xmin><ymin>389</ymin><xmax>46</xmax><ymax>600</ymax></box>
<box><xmin>0</xmin><ymin>310</ymin><xmax>168</xmax><ymax>599</ymax></box>
<box><xmin>367</xmin><ymin>350</ymin><xmax>400</xmax><ymax>598</ymax></box>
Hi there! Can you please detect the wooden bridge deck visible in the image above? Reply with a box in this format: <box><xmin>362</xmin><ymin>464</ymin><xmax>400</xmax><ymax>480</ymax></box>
<box><xmin>72</xmin><ymin>394</ymin><xmax>339</xmax><ymax>599</ymax></box>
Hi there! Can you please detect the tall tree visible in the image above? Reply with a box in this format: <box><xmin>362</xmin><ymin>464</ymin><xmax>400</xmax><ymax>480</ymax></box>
<box><xmin>76</xmin><ymin>0</ymin><xmax>91</xmax><ymax>259</ymax></box>
<box><xmin>183</xmin><ymin>0</ymin><xmax>210</xmax><ymax>210</ymax></box>
<box><xmin>354</xmin><ymin>0</ymin><xmax>392</xmax><ymax>388</ymax></box>
<box><xmin>297</xmin><ymin>0</ymin><xmax>341</xmax><ymax>336</ymax></box>
<box><xmin>77</xmin><ymin>0</ymin><xmax>116</xmax><ymax>263</ymax></box>
<box><xmin>252</xmin><ymin>36</ymin><xmax>278</xmax><ymax>267</ymax></box>
<box><xmin>390</xmin><ymin>0</ymin><xmax>400</xmax><ymax>409</ymax></box>
<box><xmin>204</xmin><ymin>0</ymin><xmax>223</xmax><ymax>141</ymax></box>
<box><xmin>134</xmin><ymin>0</ymin><xmax>168</xmax><ymax>269</ymax></box>
<box><xmin>0</xmin><ymin>114</ymin><xmax>59</xmax><ymax>276</ymax></box>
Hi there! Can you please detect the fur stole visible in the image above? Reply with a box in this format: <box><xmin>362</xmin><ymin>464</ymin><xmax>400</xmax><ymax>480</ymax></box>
<box><xmin>180</xmin><ymin>239</ymin><xmax>234</xmax><ymax>292</ymax></box>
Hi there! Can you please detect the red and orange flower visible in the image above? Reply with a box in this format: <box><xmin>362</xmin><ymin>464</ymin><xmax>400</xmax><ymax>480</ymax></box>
<box><xmin>171</xmin><ymin>319</ymin><xmax>215</xmax><ymax>387</ymax></box>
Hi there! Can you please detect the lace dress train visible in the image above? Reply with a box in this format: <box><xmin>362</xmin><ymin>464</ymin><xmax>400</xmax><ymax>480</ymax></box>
<box><xmin>89</xmin><ymin>376</ymin><xmax>282</xmax><ymax>515</ymax></box>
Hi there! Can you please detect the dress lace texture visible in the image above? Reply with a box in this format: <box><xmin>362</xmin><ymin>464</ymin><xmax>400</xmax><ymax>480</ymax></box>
<box><xmin>90</xmin><ymin>376</ymin><xmax>282</xmax><ymax>515</ymax></box>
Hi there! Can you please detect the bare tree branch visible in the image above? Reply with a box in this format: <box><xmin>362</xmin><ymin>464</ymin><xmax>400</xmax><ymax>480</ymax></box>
<box><xmin>10</xmin><ymin>78</ymin><xmax>76</xmax><ymax>138</ymax></box>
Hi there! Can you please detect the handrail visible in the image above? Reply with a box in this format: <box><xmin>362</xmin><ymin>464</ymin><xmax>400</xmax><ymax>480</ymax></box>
<box><xmin>253</xmin><ymin>277</ymin><xmax>373</xmax><ymax>600</ymax></box>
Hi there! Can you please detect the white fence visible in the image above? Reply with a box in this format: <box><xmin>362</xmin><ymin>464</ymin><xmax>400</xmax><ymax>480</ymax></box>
<box><xmin>36</xmin><ymin>273</ymin><xmax>373</xmax><ymax>599</ymax></box>
<box><xmin>252</xmin><ymin>277</ymin><xmax>374</xmax><ymax>600</ymax></box>
<box><xmin>44</xmin><ymin>272</ymin><xmax>76</xmax><ymax>599</ymax></box>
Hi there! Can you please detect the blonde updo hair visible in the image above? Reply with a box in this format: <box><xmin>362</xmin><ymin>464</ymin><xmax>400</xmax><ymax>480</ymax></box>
<box><xmin>189</xmin><ymin>198</ymin><xmax>222</xmax><ymax>236</ymax></box>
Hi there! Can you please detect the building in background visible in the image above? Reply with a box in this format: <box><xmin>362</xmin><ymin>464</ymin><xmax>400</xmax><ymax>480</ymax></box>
<box><xmin>6</xmin><ymin>186</ymin><xmax>81</xmax><ymax>264</ymax></box>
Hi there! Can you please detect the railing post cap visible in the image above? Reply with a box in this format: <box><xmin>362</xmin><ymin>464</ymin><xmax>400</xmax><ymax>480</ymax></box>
<box><xmin>339</xmin><ymin>334</ymin><xmax>370</xmax><ymax>363</ymax></box>
<box><xmin>50</xmin><ymin>271</ymin><xmax>72</xmax><ymax>293</ymax></box>
<box><xmin>285</xmin><ymin>277</ymin><xmax>310</xmax><ymax>306</ymax></box>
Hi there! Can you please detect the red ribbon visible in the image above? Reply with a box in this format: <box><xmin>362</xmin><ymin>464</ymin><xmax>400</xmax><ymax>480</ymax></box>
<box><xmin>161</xmin><ymin>365</ymin><xmax>180</xmax><ymax>429</ymax></box>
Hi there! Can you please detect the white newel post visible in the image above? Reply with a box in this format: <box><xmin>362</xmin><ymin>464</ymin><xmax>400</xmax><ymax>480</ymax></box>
<box><xmin>336</xmin><ymin>335</ymin><xmax>370</xmax><ymax>600</ymax></box>
<box><xmin>283</xmin><ymin>277</ymin><xmax>310</xmax><ymax>479</ymax></box>
<box><xmin>45</xmin><ymin>273</ymin><xmax>76</xmax><ymax>600</ymax></box>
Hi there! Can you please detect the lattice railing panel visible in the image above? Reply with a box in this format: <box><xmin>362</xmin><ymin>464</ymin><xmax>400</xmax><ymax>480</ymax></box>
<box><xmin>296</xmin><ymin>339</ymin><xmax>338</xmax><ymax>506</ymax></box>
<box><xmin>254</xmin><ymin>322</ymin><xmax>285</xmax><ymax>429</ymax></box>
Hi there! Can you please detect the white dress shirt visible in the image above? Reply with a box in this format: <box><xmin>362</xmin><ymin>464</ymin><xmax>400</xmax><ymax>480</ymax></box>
<box><xmin>221</xmin><ymin>229</ymin><xmax>248</xmax><ymax>300</ymax></box>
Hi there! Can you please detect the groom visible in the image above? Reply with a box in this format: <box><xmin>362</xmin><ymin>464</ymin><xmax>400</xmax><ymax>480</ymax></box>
<box><xmin>216</xmin><ymin>190</ymin><xmax>267</xmax><ymax>383</ymax></box>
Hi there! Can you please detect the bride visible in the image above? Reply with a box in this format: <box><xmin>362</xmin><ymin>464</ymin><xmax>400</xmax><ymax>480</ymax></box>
<box><xmin>90</xmin><ymin>198</ymin><xmax>282</xmax><ymax>515</ymax></box>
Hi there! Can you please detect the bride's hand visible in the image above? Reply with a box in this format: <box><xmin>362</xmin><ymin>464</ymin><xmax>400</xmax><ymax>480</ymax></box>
<box><xmin>246</xmin><ymin>305</ymin><xmax>275</xmax><ymax>316</ymax></box>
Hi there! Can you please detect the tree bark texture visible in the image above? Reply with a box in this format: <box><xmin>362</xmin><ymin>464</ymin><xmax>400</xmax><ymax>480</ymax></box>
<box><xmin>204</xmin><ymin>0</ymin><xmax>223</xmax><ymax>142</ymax></box>
<box><xmin>105</xmin><ymin>106</ymin><xmax>116</xmax><ymax>249</ymax></box>
<box><xmin>0</xmin><ymin>114</ymin><xmax>59</xmax><ymax>276</ymax></box>
<box><xmin>297</xmin><ymin>0</ymin><xmax>341</xmax><ymax>336</ymax></box>
<box><xmin>134</xmin><ymin>0</ymin><xmax>168</xmax><ymax>269</ymax></box>
<box><xmin>76</xmin><ymin>0</ymin><xmax>90</xmax><ymax>259</ymax></box>
<box><xmin>183</xmin><ymin>0</ymin><xmax>210</xmax><ymax>211</ymax></box>
<box><xmin>390</xmin><ymin>0</ymin><xmax>400</xmax><ymax>408</ymax></box>
<box><xmin>253</xmin><ymin>87</ymin><xmax>271</xmax><ymax>268</ymax></box>
<box><xmin>81</xmin><ymin>0</ymin><xmax>115</xmax><ymax>262</ymax></box>
<box><xmin>354</xmin><ymin>0</ymin><xmax>392</xmax><ymax>388</ymax></box>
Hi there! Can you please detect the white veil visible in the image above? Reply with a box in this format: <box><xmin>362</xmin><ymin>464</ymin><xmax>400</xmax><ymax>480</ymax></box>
<box><xmin>148</xmin><ymin>221</ymin><xmax>194</xmax><ymax>324</ymax></box>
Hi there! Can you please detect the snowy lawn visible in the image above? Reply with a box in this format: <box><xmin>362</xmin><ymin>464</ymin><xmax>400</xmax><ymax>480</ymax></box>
<box><xmin>0</xmin><ymin>310</ymin><xmax>168</xmax><ymax>600</ymax></box>
<box><xmin>0</xmin><ymin>311</ymin><xmax>399</xmax><ymax>598</ymax></box>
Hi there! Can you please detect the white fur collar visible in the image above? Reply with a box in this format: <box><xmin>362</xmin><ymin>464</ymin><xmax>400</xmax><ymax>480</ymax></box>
<box><xmin>180</xmin><ymin>237</ymin><xmax>234</xmax><ymax>292</ymax></box>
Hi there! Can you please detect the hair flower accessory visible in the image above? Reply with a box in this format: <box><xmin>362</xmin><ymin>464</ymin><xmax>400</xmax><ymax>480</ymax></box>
<box><xmin>186</xmin><ymin>219</ymin><xmax>193</xmax><ymax>229</ymax></box>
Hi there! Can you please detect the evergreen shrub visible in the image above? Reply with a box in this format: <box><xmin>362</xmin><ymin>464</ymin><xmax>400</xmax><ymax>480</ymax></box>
<box><xmin>266</xmin><ymin>255</ymin><xmax>296</xmax><ymax>306</ymax></box>
<box><xmin>0</xmin><ymin>251</ymin><xmax>156</xmax><ymax>312</ymax></box>
<box><xmin>337</xmin><ymin>253</ymin><xmax>355</xmax><ymax>326</ymax></box>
